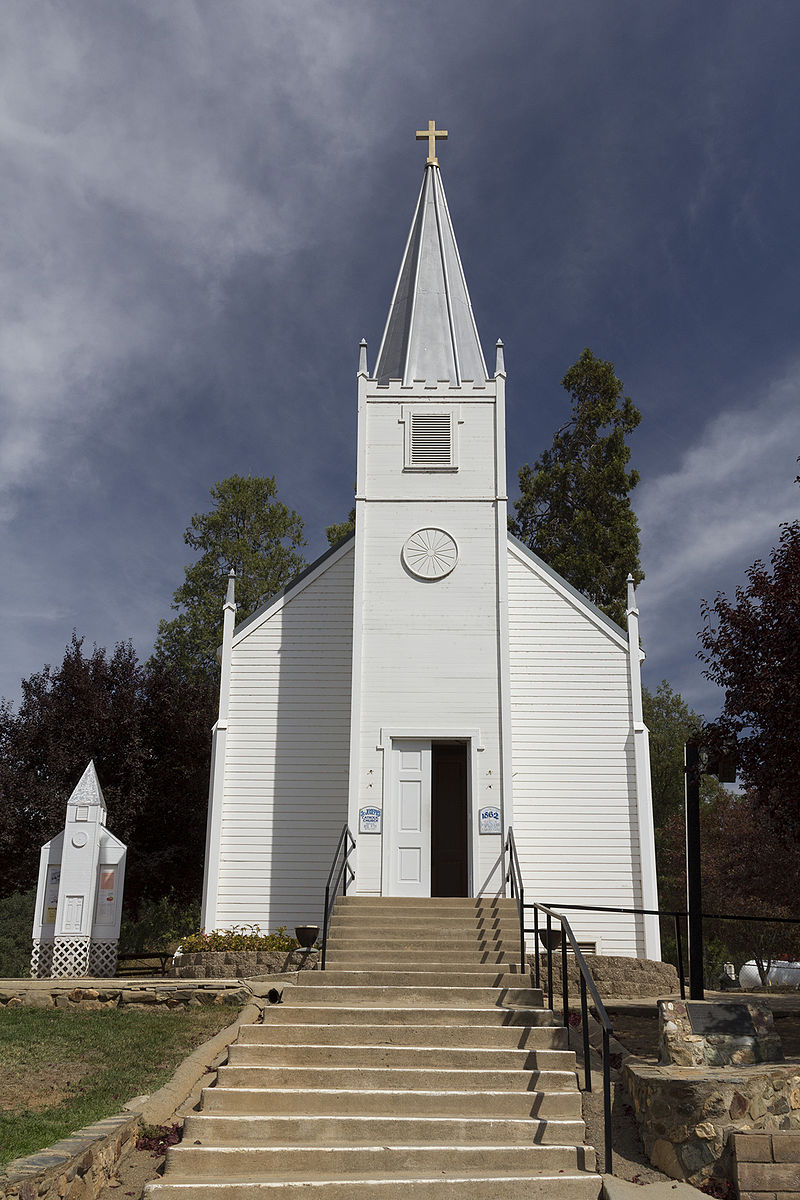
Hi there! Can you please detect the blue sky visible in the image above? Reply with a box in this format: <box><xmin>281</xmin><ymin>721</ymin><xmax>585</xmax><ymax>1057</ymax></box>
<box><xmin>2</xmin><ymin>1</ymin><xmax>799</xmax><ymax>716</ymax></box>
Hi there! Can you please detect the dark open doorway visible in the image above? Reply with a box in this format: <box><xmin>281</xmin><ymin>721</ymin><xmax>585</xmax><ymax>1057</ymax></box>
<box><xmin>431</xmin><ymin>741</ymin><xmax>469</xmax><ymax>897</ymax></box>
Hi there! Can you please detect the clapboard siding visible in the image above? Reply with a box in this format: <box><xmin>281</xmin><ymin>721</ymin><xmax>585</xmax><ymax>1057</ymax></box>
<box><xmin>365</xmin><ymin>397</ymin><xmax>498</xmax><ymax>500</ymax></box>
<box><xmin>354</xmin><ymin>498</ymin><xmax>505</xmax><ymax>892</ymax></box>
<box><xmin>213</xmin><ymin>546</ymin><xmax>354</xmax><ymax>931</ymax></box>
<box><xmin>507</xmin><ymin>544</ymin><xmax>646</xmax><ymax>956</ymax></box>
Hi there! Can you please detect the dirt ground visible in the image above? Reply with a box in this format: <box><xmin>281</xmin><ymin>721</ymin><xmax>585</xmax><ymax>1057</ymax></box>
<box><xmin>0</xmin><ymin>1059</ymin><xmax>100</xmax><ymax>1113</ymax></box>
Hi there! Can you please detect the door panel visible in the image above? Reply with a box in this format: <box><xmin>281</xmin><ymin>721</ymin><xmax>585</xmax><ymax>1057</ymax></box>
<box><xmin>388</xmin><ymin>740</ymin><xmax>431</xmax><ymax>896</ymax></box>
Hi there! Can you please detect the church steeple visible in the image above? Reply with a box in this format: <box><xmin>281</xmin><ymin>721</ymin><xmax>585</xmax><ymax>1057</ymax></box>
<box><xmin>374</xmin><ymin>151</ymin><xmax>488</xmax><ymax>388</ymax></box>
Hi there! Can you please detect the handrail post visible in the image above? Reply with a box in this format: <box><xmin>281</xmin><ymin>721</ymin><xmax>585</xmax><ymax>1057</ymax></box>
<box><xmin>580</xmin><ymin>974</ymin><xmax>591</xmax><ymax>1092</ymax></box>
<box><xmin>546</xmin><ymin>914</ymin><xmax>554</xmax><ymax>1011</ymax></box>
<box><xmin>561</xmin><ymin>925</ymin><xmax>569</xmax><ymax>1033</ymax></box>
<box><xmin>603</xmin><ymin>1026</ymin><xmax>613</xmax><ymax>1174</ymax></box>
<box><xmin>322</xmin><ymin>883</ymin><xmax>331</xmax><ymax>970</ymax></box>
<box><xmin>533</xmin><ymin>907</ymin><xmax>540</xmax><ymax>988</ymax></box>
<box><xmin>674</xmin><ymin>913</ymin><xmax>686</xmax><ymax>1000</ymax></box>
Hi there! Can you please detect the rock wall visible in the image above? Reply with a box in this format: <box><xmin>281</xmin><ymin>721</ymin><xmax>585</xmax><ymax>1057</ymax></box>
<box><xmin>529</xmin><ymin>953</ymin><xmax>679</xmax><ymax>999</ymax></box>
<box><xmin>624</xmin><ymin>1058</ymin><xmax>800</xmax><ymax>1186</ymax></box>
<box><xmin>0</xmin><ymin>981</ymin><xmax>251</xmax><ymax>1010</ymax></box>
<box><xmin>170</xmin><ymin>948</ymin><xmax>318</xmax><ymax>978</ymax></box>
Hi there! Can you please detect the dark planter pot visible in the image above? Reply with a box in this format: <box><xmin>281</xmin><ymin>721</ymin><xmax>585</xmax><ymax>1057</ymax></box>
<box><xmin>295</xmin><ymin>925</ymin><xmax>319</xmax><ymax>949</ymax></box>
<box><xmin>538</xmin><ymin>928</ymin><xmax>563</xmax><ymax>951</ymax></box>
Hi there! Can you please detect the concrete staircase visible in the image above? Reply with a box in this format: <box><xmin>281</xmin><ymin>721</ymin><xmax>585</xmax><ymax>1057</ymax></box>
<box><xmin>147</xmin><ymin>897</ymin><xmax>601</xmax><ymax>1198</ymax></box>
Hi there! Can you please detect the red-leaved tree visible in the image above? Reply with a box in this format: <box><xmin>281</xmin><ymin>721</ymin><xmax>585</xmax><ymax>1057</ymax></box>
<box><xmin>698</xmin><ymin>500</ymin><xmax>800</xmax><ymax>829</ymax></box>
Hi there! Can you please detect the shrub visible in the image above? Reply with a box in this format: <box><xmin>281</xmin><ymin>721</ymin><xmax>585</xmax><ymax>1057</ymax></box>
<box><xmin>180</xmin><ymin>925</ymin><xmax>299</xmax><ymax>952</ymax></box>
<box><xmin>0</xmin><ymin>889</ymin><xmax>36</xmax><ymax>977</ymax></box>
<box><xmin>119</xmin><ymin>894</ymin><xmax>201</xmax><ymax>953</ymax></box>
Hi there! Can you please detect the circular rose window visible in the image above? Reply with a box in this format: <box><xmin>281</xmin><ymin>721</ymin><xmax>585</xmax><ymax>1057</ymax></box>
<box><xmin>402</xmin><ymin>528</ymin><xmax>458</xmax><ymax>580</ymax></box>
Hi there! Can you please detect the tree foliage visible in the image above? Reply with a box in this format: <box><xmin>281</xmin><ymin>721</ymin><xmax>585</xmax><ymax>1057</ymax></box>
<box><xmin>643</xmin><ymin>681</ymin><xmax>702</xmax><ymax>830</ymax></box>
<box><xmin>154</xmin><ymin>475</ymin><xmax>306</xmax><ymax>677</ymax></box>
<box><xmin>659</xmin><ymin>788</ymin><xmax>800</xmax><ymax>983</ymax></box>
<box><xmin>325</xmin><ymin>507</ymin><xmax>355</xmax><ymax>547</ymax></box>
<box><xmin>698</xmin><ymin>499</ymin><xmax>800</xmax><ymax>826</ymax></box>
<box><xmin>510</xmin><ymin>348</ymin><xmax>643</xmax><ymax>627</ymax></box>
<box><xmin>0</xmin><ymin>635</ymin><xmax>215</xmax><ymax>908</ymax></box>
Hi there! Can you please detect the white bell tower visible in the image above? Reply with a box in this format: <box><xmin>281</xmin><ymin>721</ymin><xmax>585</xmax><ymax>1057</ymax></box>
<box><xmin>347</xmin><ymin>126</ymin><xmax>513</xmax><ymax>899</ymax></box>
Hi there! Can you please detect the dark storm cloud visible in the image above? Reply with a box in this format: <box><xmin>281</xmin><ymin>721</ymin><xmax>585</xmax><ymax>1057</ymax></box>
<box><xmin>1</xmin><ymin>1</ymin><xmax>799</xmax><ymax>718</ymax></box>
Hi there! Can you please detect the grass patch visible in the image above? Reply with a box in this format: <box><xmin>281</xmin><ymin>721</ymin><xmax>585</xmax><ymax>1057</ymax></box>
<box><xmin>0</xmin><ymin>1006</ymin><xmax>238</xmax><ymax>1166</ymax></box>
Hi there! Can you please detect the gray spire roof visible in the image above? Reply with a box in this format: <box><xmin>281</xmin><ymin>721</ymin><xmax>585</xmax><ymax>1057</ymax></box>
<box><xmin>374</xmin><ymin>164</ymin><xmax>488</xmax><ymax>387</ymax></box>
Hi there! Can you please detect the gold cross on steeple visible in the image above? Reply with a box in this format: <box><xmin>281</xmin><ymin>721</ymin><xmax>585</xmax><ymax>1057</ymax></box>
<box><xmin>416</xmin><ymin>119</ymin><xmax>448</xmax><ymax>166</ymax></box>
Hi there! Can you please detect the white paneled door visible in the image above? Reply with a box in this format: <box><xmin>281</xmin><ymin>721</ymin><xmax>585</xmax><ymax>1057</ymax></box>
<box><xmin>387</xmin><ymin>740</ymin><xmax>432</xmax><ymax>897</ymax></box>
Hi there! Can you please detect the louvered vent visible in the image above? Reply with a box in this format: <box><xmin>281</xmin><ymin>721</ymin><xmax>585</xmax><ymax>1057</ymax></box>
<box><xmin>410</xmin><ymin>413</ymin><xmax>452</xmax><ymax>465</ymax></box>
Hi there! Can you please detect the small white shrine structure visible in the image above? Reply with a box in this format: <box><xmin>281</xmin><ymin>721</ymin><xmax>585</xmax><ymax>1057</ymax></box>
<box><xmin>31</xmin><ymin>761</ymin><xmax>127</xmax><ymax>978</ymax></box>
<box><xmin>201</xmin><ymin>126</ymin><xmax>661</xmax><ymax>959</ymax></box>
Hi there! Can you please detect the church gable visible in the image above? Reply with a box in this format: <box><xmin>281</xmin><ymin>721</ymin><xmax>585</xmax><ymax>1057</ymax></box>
<box><xmin>507</xmin><ymin>534</ymin><xmax>629</xmax><ymax>650</ymax></box>
<box><xmin>231</xmin><ymin>536</ymin><xmax>355</xmax><ymax>649</ymax></box>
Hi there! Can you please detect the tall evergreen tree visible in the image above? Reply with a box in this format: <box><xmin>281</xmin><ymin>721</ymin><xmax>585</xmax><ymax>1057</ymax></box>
<box><xmin>153</xmin><ymin>475</ymin><xmax>306</xmax><ymax>677</ymax></box>
<box><xmin>510</xmin><ymin>349</ymin><xmax>643</xmax><ymax>627</ymax></box>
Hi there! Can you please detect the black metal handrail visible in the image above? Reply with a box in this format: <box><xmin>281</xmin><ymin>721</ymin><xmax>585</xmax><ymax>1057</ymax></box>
<box><xmin>539</xmin><ymin>902</ymin><xmax>800</xmax><ymax>1001</ymax></box>
<box><xmin>320</xmin><ymin>823</ymin><xmax>356</xmax><ymax>969</ymax></box>
<box><xmin>503</xmin><ymin>828</ymin><xmax>526</xmax><ymax>972</ymax></box>
<box><xmin>528</xmin><ymin>901</ymin><xmax>615</xmax><ymax>1175</ymax></box>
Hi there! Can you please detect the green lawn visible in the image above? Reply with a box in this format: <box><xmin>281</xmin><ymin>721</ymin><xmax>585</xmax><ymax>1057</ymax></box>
<box><xmin>0</xmin><ymin>1006</ymin><xmax>239</xmax><ymax>1166</ymax></box>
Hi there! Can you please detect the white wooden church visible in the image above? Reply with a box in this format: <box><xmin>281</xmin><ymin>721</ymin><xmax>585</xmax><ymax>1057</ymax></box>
<box><xmin>201</xmin><ymin>128</ymin><xmax>661</xmax><ymax>960</ymax></box>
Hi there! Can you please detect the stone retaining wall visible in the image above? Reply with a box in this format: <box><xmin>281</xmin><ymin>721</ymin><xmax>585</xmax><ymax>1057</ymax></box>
<box><xmin>0</xmin><ymin>980</ymin><xmax>251</xmax><ymax>1010</ymax></box>
<box><xmin>170</xmin><ymin>948</ymin><xmax>319</xmax><ymax>979</ymax></box>
<box><xmin>731</xmin><ymin>1130</ymin><xmax>800</xmax><ymax>1198</ymax></box>
<box><xmin>529</xmin><ymin>953</ymin><xmax>679</xmax><ymax>999</ymax></box>
<box><xmin>0</xmin><ymin>1111</ymin><xmax>138</xmax><ymax>1200</ymax></box>
<box><xmin>624</xmin><ymin>1058</ymin><xmax>800</xmax><ymax>1187</ymax></box>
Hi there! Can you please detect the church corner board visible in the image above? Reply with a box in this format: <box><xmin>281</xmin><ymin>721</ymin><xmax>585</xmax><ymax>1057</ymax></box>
<box><xmin>201</xmin><ymin>127</ymin><xmax>661</xmax><ymax>960</ymax></box>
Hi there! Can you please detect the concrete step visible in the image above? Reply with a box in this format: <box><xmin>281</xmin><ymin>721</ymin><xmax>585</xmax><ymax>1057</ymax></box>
<box><xmin>322</xmin><ymin>952</ymin><xmax>523</xmax><ymax>967</ymax></box>
<box><xmin>148</xmin><ymin>1173</ymin><xmax>602</xmax><ymax>1199</ymax></box>
<box><xmin>216</xmin><ymin>1064</ymin><xmax>579</xmax><ymax>1092</ymax></box>
<box><xmin>334</xmin><ymin>896</ymin><xmax>519</xmax><ymax>908</ymax></box>
<box><xmin>181</xmin><ymin>1111</ymin><xmax>586</xmax><ymax>1147</ymax></box>
<box><xmin>284</xmin><ymin>984</ymin><xmax>545</xmax><ymax>1006</ymax></box>
<box><xmin>328</xmin><ymin>919</ymin><xmax>521</xmax><ymax>935</ymax></box>
<box><xmin>163</xmin><ymin>1142</ymin><xmax>594</xmax><ymax>1178</ymax></box>
<box><xmin>258</xmin><ymin>1005</ymin><xmax>558</xmax><ymax>1026</ymax></box>
<box><xmin>300</xmin><ymin>971</ymin><xmax>533</xmax><ymax>987</ymax></box>
<box><xmin>150</xmin><ymin>895</ymin><xmax>598</xmax><ymax>1200</ymax></box>
<box><xmin>200</xmin><ymin>1086</ymin><xmax>583</xmax><ymax>1119</ymax></box>
<box><xmin>325</xmin><ymin>934</ymin><xmax>519</xmax><ymax>949</ymax></box>
<box><xmin>239</xmin><ymin>1022</ymin><xmax>569</xmax><ymax>1048</ymax></box>
<box><xmin>227</xmin><ymin>1042</ymin><xmax>577</xmax><ymax>1071</ymax></box>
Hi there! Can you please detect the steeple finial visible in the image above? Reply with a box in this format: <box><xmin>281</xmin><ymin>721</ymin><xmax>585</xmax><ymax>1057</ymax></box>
<box><xmin>358</xmin><ymin>338</ymin><xmax>368</xmax><ymax>376</ymax></box>
<box><xmin>416</xmin><ymin>119</ymin><xmax>448</xmax><ymax>166</ymax></box>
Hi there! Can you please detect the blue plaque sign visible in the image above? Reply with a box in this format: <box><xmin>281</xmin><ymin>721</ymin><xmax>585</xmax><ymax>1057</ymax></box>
<box><xmin>359</xmin><ymin>806</ymin><xmax>382</xmax><ymax>834</ymax></box>
<box><xmin>479</xmin><ymin>806</ymin><xmax>501</xmax><ymax>834</ymax></box>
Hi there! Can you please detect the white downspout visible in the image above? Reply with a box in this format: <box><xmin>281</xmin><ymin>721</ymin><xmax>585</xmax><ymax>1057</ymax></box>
<box><xmin>627</xmin><ymin>574</ymin><xmax>662</xmax><ymax>960</ymax></box>
<box><xmin>201</xmin><ymin>569</ymin><xmax>236</xmax><ymax>931</ymax></box>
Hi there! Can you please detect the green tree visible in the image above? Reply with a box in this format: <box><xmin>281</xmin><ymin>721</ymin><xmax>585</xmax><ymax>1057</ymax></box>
<box><xmin>510</xmin><ymin>349</ymin><xmax>643</xmax><ymax>627</ymax></box>
<box><xmin>326</xmin><ymin>507</ymin><xmax>355</xmax><ymax>547</ymax></box>
<box><xmin>643</xmin><ymin>681</ymin><xmax>703</xmax><ymax>830</ymax></box>
<box><xmin>154</xmin><ymin>475</ymin><xmax>307</xmax><ymax>677</ymax></box>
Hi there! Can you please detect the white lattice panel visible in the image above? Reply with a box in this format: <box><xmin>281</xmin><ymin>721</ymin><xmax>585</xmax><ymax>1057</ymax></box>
<box><xmin>88</xmin><ymin>941</ymin><xmax>118</xmax><ymax>977</ymax></box>
<box><xmin>51</xmin><ymin>937</ymin><xmax>90</xmax><ymax>978</ymax></box>
<box><xmin>30</xmin><ymin>939</ymin><xmax>54</xmax><ymax>979</ymax></box>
